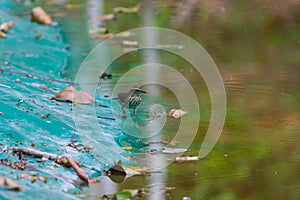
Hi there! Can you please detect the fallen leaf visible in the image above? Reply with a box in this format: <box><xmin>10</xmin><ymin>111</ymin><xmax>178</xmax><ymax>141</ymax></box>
<box><xmin>106</xmin><ymin>163</ymin><xmax>148</xmax><ymax>183</ymax></box>
<box><xmin>0</xmin><ymin>22</ymin><xmax>14</xmax><ymax>32</ymax></box>
<box><xmin>40</xmin><ymin>114</ymin><xmax>50</xmax><ymax>119</ymax></box>
<box><xmin>0</xmin><ymin>31</ymin><xmax>6</xmax><ymax>38</ymax></box>
<box><xmin>113</xmin><ymin>2</ymin><xmax>141</xmax><ymax>14</ymax></box>
<box><xmin>31</xmin><ymin>83</ymin><xmax>51</xmax><ymax>91</ymax></box>
<box><xmin>51</xmin><ymin>86</ymin><xmax>95</xmax><ymax>104</ymax></box>
<box><xmin>31</xmin><ymin>7</ymin><xmax>53</xmax><ymax>25</ymax></box>
<box><xmin>0</xmin><ymin>177</ymin><xmax>23</xmax><ymax>191</ymax></box>
<box><xmin>0</xmin><ymin>21</ymin><xmax>14</xmax><ymax>38</ymax></box>
<box><xmin>168</xmin><ymin>109</ymin><xmax>187</xmax><ymax>118</ymax></box>
<box><xmin>21</xmin><ymin>173</ymin><xmax>47</xmax><ymax>183</ymax></box>
<box><xmin>121</xmin><ymin>146</ymin><xmax>133</xmax><ymax>151</ymax></box>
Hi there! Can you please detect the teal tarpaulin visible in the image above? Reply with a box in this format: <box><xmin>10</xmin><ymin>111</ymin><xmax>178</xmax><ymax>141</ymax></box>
<box><xmin>0</xmin><ymin>1</ymin><xmax>129</xmax><ymax>199</ymax></box>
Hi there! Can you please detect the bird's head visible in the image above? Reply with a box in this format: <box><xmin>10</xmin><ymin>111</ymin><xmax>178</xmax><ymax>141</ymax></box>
<box><xmin>130</xmin><ymin>87</ymin><xmax>147</xmax><ymax>94</ymax></box>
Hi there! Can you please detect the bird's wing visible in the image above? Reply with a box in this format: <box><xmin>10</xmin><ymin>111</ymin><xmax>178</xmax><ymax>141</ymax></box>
<box><xmin>117</xmin><ymin>92</ymin><xmax>130</xmax><ymax>104</ymax></box>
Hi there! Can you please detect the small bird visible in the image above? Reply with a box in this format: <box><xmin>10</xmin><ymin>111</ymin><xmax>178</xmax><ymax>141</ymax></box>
<box><xmin>115</xmin><ymin>87</ymin><xmax>147</xmax><ymax>115</ymax></box>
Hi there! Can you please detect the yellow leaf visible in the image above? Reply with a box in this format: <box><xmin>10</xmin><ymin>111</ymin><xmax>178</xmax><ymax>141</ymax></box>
<box><xmin>122</xmin><ymin>146</ymin><xmax>133</xmax><ymax>150</ymax></box>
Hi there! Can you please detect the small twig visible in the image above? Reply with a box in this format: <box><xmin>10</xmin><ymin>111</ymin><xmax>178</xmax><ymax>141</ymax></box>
<box><xmin>11</xmin><ymin>147</ymin><xmax>96</xmax><ymax>183</ymax></box>
<box><xmin>55</xmin><ymin>157</ymin><xmax>96</xmax><ymax>184</ymax></box>
<box><xmin>67</xmin><ymin>133</ymin><xmax>76</xmax><ymax>147</ymax></box>
<box><xmin>67</xmin><ymin>133</ymin><xmax>93</xmax><ymax>152</ymax></box>
<box><xmin>67</xmin><ymin>133</ymin><xmax>84</xmax><ymax>150</ymax></box>
<box><xmin>97</xmin><ymin>115</ymin><xmax>116</xmax><ymax>120</ymax></box>
<box><xmin>0</xmin><ymin>145</ymin><xmax>8</xmax><ymax>153</ymax></box>
<box><xmin>12</xmin><ymin>147</ymin><xmax>60</xmax><ymax>160</ymax></box>
<box><xmin>16</xmin><ymin>99</ymin><xmax>23</xmax><ymax>107</ymax></box>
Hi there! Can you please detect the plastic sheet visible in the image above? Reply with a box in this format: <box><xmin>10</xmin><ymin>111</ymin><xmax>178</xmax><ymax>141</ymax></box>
<box><xmin>0</xmin><ymin>2</ymin><xmax>126</xmax><ymax>199</ymax></box>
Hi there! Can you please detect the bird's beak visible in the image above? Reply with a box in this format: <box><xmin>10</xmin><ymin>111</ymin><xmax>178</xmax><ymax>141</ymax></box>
<box><xmin>135</xmin><ymin>88</ymin><xmax>147</xmax><ymax>93</ymax></box>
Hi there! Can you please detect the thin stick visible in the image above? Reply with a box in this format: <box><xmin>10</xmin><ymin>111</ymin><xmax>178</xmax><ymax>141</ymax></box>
<box><xmin>12</xmin><ymin>147</ymin><xmax>60</xmax><ymax>160</ymax></box>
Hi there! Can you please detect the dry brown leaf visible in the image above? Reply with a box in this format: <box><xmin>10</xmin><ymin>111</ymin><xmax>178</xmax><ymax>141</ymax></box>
<box><xmin>0</xmin><ymin>21</ymin><xmax>14</xmax><ymax>38</ymax></box>
<box><xmin>106</xmin><ymin>163</ymin><xmax>149</xmax><ymax>183</ymax></box>
<box><xmin>168</xmin><ymin>109</ymin><xmax>187</xmax><ymax>118</ymax></box>
<box><xmin>40</xmin><ymin>114</ymin><xmax>50</xmax><ymax>119</ymax></box>
<box><xmin>21</xmin><ymin>173</ymin><xmax>47</xmax><ymax>183</ymax></box>
<box><xmin>31</xmin><ymin>7</ymin><xmax>53</xmax><ymax>25</ymax></box>
<box><xmin>51</xmin><ymin>86</ymin><xmax>95</xmax><ymax>104</ymax></box>
<box><xmin>0</xmin><ymin>22</ymin><xmax>14</xmax><ymax>32</ymax></box>
<box><xmin>0</xmin><ymin>177</ymin><xmax>23</xmax><ymax>191</ymax></box>
<box><xmin>0</xmin><ymin>31</ymin><xmax>6</xmax><ymax>38</ymax></box>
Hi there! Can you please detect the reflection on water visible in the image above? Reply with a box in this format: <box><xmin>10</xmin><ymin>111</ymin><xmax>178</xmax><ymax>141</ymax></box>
<box><xmin>86</xmin><ymin>0</ymin><xmax>104</xmax><ymax>31</ymax></box>
<box><xmin>46</xmin><ymin>0</ymin><xmax>300</xmax><ymax>199</ymax></box>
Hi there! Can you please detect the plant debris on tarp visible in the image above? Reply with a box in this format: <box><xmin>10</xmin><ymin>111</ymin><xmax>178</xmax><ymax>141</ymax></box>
<box><xmin>0</xmin><ymin>21</ymin><xmax>14</xmax><ymax>38</ymax></box>
<box><xmin>51</xmin><ymin>86</ymin><xmax>96</xmax><ymax>104</ymax></box>
<box><xmin>0</xmin><ymin>177</ymin><xmax>23</xmax><ymax>191</ymax></box>
<box><xmin>31</xmin><ymin>6</ymin><xmax>54</xmax><ymax>25</ymax></box>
